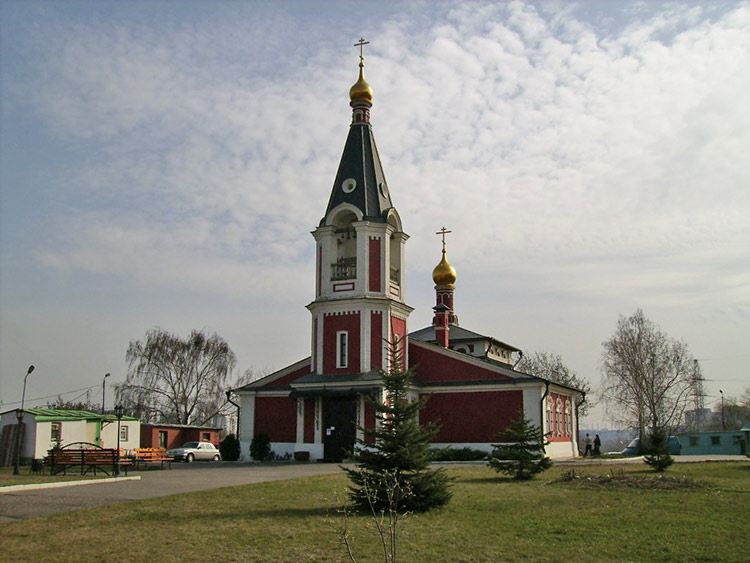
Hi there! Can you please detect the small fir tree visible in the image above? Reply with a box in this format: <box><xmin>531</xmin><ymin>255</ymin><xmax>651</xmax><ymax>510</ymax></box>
<box><xmin>344</xmin><ymin>338</ymin><xmax>452</xmax><ymax>513</ymax></box>
<box><xmin>643</xmin><ymin>428</ymin><xmax>674</xmax><ymax>472</ymax></box>
<box><xmin>489</xmin><ymin>412</ymin><xmax>552</xmax><ymax>480</ymax></box>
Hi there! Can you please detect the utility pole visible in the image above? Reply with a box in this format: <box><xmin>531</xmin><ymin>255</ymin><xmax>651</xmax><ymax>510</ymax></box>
<box><xmin>101</xmin><ymin>373</ymin><xmax>110</xmax><ymax>414</ymax></box>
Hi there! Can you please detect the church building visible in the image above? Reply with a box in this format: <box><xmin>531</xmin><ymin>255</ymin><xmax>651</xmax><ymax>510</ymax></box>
<box><xmin>236</xmin><ymin>44</ymin><xmax>581</xmax><ymax>461</ymax></box>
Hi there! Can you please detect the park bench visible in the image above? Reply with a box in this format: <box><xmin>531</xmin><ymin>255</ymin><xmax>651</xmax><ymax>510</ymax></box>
<box><xmin>134</xmin><ymin>448</ymin><xmax>173</xmax><ymax>470</ymax></box>
<box><xmin>45</xmin><ymin>447</ymin><xmax>129</xmax><ymax>476</ymax></box>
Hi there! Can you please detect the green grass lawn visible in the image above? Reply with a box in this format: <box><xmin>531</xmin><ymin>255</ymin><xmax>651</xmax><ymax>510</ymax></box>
<box><xmin>2</xmin><ymin>463</ymin><xmax>749</xmax><ymax>562</ymax></box>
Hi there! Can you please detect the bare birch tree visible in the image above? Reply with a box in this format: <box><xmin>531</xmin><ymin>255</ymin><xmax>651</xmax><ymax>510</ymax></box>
<box><xmin>601</xmin><ymin>310</ymin><xmax>696</xmax><ymax>448</ymax></box>
<box><xmin>516</xmin><ymin>351</ymin><xmax>593</xmax><ymax>417</ymax></box>
<box><xmin>116</xmin><ymin>328</ymin><xmax>236</xmax><ymax>424</ymax></box>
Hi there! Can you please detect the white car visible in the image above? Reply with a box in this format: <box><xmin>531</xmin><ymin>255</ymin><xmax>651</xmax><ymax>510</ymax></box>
<box><xmin>167</xmin><ymin>441</ymin><xmax>222</xmax><ymax>463</ymax></box>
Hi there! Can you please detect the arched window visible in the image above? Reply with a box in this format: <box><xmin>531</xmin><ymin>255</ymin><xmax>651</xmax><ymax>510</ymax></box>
<box><xmin>556</xmin><ymin>398</ymin><xmax>563</xmax><ymax>436</ymax></box>
<box><xmin>546</xmin><ymin>398</ymin><xmax>554</xmax><ymax>434</ymax></box>
<box><xmin>565</xmin><ymin>400</ymin><xmax>572</xmax><ymax>436</ymax></box>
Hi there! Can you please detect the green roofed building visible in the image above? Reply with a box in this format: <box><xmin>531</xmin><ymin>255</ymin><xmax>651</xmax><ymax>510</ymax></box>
<box><xmin>0</xmin><ymin>408</ymin><xmax>140</xmax><ymax>465</ymax></box>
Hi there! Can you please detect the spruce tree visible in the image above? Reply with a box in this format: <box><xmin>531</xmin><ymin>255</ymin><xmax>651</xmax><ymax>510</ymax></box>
<box><xmin>489</xmin><ymin>412</ymin><xmax>552</xmax><ymax>480</ymax></box>
<box><xmin>344</xmin><ymin>339</ymin><xmax>452</xmax><ymax>513</ymax></box>
<box><xmin>643</xmin><ymin>428</ymin><xmax>674</xmax><ymax>472</ymax></box>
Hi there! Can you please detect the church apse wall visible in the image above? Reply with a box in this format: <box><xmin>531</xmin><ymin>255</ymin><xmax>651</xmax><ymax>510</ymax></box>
<box><xmin>420</xmin><ymin>390</ymin><xmax>523</xmax><ymax>444</ymax></box>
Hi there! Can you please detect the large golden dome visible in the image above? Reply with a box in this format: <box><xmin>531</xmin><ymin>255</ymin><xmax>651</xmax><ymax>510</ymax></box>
<box><xmin>349</xmin><ymin>61</ymin><xmax>373</xmax><ymax>105</ymax></box>
<box><xmin>432</xmin><ymin>251</ymin><xmax>457</xmax><ymax>287</ymax></box>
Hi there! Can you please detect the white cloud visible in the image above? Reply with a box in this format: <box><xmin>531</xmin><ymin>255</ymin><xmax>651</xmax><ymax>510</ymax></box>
<box><xmin>2</xmin><ymin>1</ymin><xmax>749</xmax><ymax>420</ymax></box>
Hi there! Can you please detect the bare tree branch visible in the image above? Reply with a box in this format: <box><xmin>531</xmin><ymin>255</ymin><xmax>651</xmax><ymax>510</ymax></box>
<box><xmin>601</xmin><ymin>310</ymin><xmax>697</xmax><ymax>442</ymax></box>
<box><xmin>116</xmin><ymin>328</ymin><xmax>237</xmax><ymax>425</ymax></box>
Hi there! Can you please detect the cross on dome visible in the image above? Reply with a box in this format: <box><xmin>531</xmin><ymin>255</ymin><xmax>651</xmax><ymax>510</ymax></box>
<box><xmin>354</xmin><ymin>37</ymin><xmax>369</xmax><ymax>62</ymax></box>
<box><xmin>432</xmin><ymin>226</ymin><xmax>457</xmax><ymax>287</ymax></box>
<box><xmin>349</xmin><ymin>37</ymin><xmax>373</xmax><ymax>109</ymax></box>
<box><xmin>436</xmin><ymin>226</ymin><xmax>452</xmax><ymax>253</ymax></box>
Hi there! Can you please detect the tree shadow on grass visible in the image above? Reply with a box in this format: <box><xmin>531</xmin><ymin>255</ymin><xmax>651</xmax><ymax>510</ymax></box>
<box><xmin>454</xmin><ymin>476</ymin><xmax>519</xmax><ymax>485</ymax></box>
<box><xmin>140</xmin><ymin>505</ymin><xmax>338</xmax><ymax>524</ymax></box>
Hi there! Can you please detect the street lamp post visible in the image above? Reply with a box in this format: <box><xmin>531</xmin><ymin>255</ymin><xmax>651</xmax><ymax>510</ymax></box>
<box><xmin>101</xmin><ymin>373</ymin><xmax>110</xmax><ymax>414</ymax></box>
<box><xmin>720</xmin><ymin>389</ymin><xmax>725</xmax><ymax>430</ymax></box>
<box><xmin>114</xmin><ymin>404</ymin><xmax>124</xmax><ymax>477</ymax></box>
<box><xmin>13</xmin><ymin>365</ymin><xmax>35</xmax><ymax>475</ymax></box>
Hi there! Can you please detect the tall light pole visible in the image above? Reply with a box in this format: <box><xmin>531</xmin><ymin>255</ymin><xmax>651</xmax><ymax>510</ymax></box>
<box><xmin>720</xmin><ymin>389</ymin><xmax>725</xmax><ymax>430</ymax></box>
<box><xmin>13</xmin><ymin>365</ymin><xmax>35</xmax><ymax>475</ymax></box>
<box><xmin>114</xmin><ymin>404</ymin><xmax>124</xmax><ymax>477</ymax></box>
<box><xmin>101</xmin><ymin>373</ymin><xmax>110</xmax><ymax>414</ymax></box>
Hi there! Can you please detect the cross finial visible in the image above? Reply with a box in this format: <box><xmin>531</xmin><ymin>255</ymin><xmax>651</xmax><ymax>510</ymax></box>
<box><xmin>354</xmin><ymin>37</ymin><xmax>369</xmax><ymax>62</ymax></box>
<box><xmin>436</xmin><ymin>226</ymin><xmax>452</xmax><ymax>253</ymax></box>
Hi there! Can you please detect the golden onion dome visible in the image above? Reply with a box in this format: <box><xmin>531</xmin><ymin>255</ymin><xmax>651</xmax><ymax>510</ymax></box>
<box><xmin>349</xmin><ymin>61</ymin><xmax>373</xmax><ymax>105</ymax></box>
<box><xmin>432</xmin><ymin>251</ymin><xmax>457</xmax><ymax>287</ymax></box>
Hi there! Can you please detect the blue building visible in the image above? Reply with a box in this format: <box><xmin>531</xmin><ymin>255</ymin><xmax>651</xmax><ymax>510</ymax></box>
<box><xmin>677</xmin><ymin>429</ymin><xmax>748</xmax><ymax>456</ymax></box>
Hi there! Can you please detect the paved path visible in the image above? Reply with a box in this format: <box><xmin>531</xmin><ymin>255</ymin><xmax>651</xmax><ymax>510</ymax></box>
<box><xmin>1</xmin><ymin>456</ymin><xmax>746</xmax><ymax>522</ymax></box>
<box><xmin>0</xmin><ymin>462</ymin><xmax>346</xmax><ymax>523</ymax></box>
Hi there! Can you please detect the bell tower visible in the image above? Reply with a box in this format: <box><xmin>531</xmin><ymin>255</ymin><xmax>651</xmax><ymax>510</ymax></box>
<box><xmin>307</xmin><ymin>39</ymin><xmax>412</xmax><ymax>376</ymax></box>
<box><xmin>432</xmin><ymin>227</ymin><xmax>458</xmax><ymax>348</ymax></box>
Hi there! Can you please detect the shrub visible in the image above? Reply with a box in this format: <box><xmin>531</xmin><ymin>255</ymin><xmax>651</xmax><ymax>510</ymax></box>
<box><xmin>219</xmin><ymin>433</ymin><xmax>240</xmax><ymax>461</ymax></box>
<box><xmin>431</xmin><ymin>446</ymin><xmax>488</xmax><ymax>462</ymax></box>
<box><xmin>250</xmin><ymin>432</ymin><xmax>271</xmax><ymax>461</ymax></box>
<box><xmin>489</xmin><ymin>413</ymin><xmax>552</xmax><ymax>480</ymax></box>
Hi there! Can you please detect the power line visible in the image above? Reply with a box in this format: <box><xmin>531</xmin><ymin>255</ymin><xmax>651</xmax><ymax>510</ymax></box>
<box><xmin>2</xmin><ymin>384</ymin><xmax>102</xmax><ymax>408</ymax></box>
<box><xmin>702</xmin><ymin>378</ymin><xmax>748</xmax><ymax>382</ymax></box>
<box><xmin>695</xmin><ymin>356</ymin><xmax>750</xmax><ymax>361</ymax></box>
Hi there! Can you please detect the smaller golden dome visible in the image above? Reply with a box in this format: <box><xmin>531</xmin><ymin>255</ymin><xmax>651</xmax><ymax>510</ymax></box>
<box><xmin>432</xmin><ymin>251</ymin><xmax>457</xmax><ymax>287</ymax></box>
<box><xmin>349</xmin><ymin>61</ymin><xmax>373</xmax><ymax>105</ymax></box>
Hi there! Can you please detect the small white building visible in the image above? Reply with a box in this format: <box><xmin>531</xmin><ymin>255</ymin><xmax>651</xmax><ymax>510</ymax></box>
<box><xmin>0</xmin><ymin>408</ymin><xmax>140</xmax><ymax>463</ymax></box>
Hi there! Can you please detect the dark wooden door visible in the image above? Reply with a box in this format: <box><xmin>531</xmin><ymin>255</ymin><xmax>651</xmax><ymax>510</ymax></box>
<box><xmin>323</xmin><ymin>396</ymin><xmax>356</xmax><ymax>462</ymax></box>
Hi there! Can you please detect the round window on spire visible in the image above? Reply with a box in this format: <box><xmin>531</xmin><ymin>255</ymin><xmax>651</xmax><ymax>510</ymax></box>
<box><xmin>379</xmin><ymin>182</ymin><xmax>388</xmax><ymax>197</ymax></box>
<box><xmin>342</xmin><ymin>178</ymin><xmax>357</xmax><ymax>193</ymax></box>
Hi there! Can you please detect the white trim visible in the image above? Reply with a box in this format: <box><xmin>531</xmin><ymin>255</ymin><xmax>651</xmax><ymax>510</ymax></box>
<box><xmin>314</xmin><ymin>397</ymin><xmax>322</xmax><ymax>444</ymax></box>
<box><xmin>356</xmin><ymin>395</ymin><xmax>365</xmax><ymax>443</ymax></box>
<box><xmin>296</xmin><ymin>398</ymin><xmax>304</xmax><ymax>443</ymax></box>
<box><xmin>361</xmin><ymin>310</ymin><xmax>370</xmax><ymax>372</ymax></box>
<box><xmin>324</xmin><ymin>203</ymin><xmax>364</xmax><ymax>226</ymax></box>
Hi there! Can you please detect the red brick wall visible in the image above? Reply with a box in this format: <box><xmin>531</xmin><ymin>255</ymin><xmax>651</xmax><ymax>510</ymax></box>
<box><xmin>369</xmin><ymin>237</ymin><xmax>381</xmax><ymax>292</ymax></box>
<box><xmin>257</xmin><ymin>363</ymin><xmax>311</xmax><ymax>388</ymax></box>
<box><xmin>391</xmin><ymin>316</ymin><xmax>407</xmax><ymax>370</ymax></box>
<box><xmin>364</xmin><ymin>399</ymin><xmax>376</xmax><ymax>444</ymax></box>
<box><xmin>409</xmin><ymin>343</ymin><xmax>513</xmax><ymax>383</ymax></box>
<box><xmin>323</xmin><ymin>312</ymin><xmax>361</xmax><ymax>374</ymax></box>
<box><xmin>371</xmin><ymin>312</ymin><xmax>383</xmax><ymax>370</ymax></box>
<box><xmin>254</xmin><ymin>396</ymin><xmax>297</xmax><ymax>442</ymax></box>
<box><xmin>140</xmin><ymin>426</ymin><xmax>219</xmax><ymax>449</ymax></box>
<box><xmin>420</xmin><ymin>390</ymin><xmax>523</xmax><ymax>443</ymax></box>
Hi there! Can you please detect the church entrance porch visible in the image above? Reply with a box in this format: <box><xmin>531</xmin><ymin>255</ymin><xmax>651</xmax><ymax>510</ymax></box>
<box><xmin>323</xmin><ymin>396</ymin><xmax>357</xmax><ymax>462</ymax></box>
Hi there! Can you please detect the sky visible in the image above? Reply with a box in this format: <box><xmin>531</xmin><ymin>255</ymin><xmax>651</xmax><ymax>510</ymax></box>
<box><xmin>1</xmin><ymin>0</ymin><xmax>748</xmax><ymax>428</ymax></box>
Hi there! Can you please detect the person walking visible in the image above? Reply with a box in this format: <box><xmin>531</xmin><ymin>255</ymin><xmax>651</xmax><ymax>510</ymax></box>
<box><xmin>593</xmin><ymin>434</ymin><xmax>601</xmax><ymax>456</ymax></box>
<box><xmin>583</xmin><ymin>433</ymin><xmax>593</xmax><ymax>457</ymax></box>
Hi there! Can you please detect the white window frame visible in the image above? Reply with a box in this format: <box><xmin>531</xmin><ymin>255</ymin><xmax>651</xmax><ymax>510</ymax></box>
<box><xmin>120</xmin><ymin>425</ymin><xmax>129</xmax><ymax>441</ymax></box>
<box><xmin>556</xmin><ymin>398</ymin><xmax>563</xmax><ymax>436</ymax></box>
<box><xmin>336</xmin><ymin>330</ymin><xmax>348</xmax><ymax>368</ymax></box>
<box><xmin>565</xmin><ymin>400</ymin><xmax>572</xmax><ymax>437</ymax></box>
